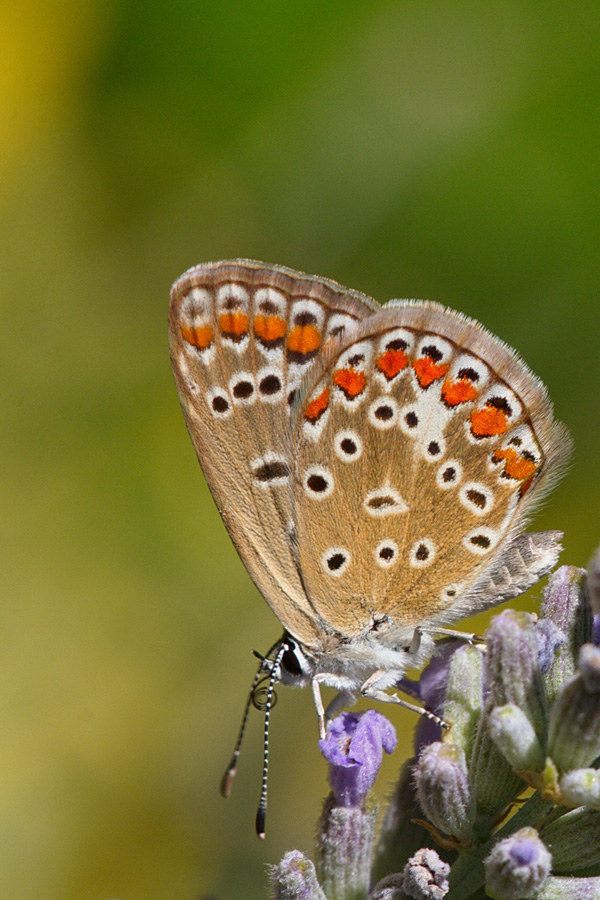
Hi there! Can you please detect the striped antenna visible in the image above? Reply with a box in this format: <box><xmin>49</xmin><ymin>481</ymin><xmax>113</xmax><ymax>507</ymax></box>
<box><xmin>255</xmin><ymin>640</ymin><xmax>287</xmax><ymax>839</ymax></box>
<box><xmin>220</xmin><ymin>638</ymin><xmax>283</xmax><ymax>801</ymax></box>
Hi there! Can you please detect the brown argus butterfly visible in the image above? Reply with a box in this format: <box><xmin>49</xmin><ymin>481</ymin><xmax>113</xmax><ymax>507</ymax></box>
<box><xmin>169</xmin><ymin>260</ymin><xmax>570</xmax><ymax>832</ymax></box>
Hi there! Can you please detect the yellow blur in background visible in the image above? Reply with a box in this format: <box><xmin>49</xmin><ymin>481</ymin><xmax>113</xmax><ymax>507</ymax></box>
<box><xmin>1</xmin><ymin>3</ymin><xmax>599</xmax><ymax>898</ymax></box>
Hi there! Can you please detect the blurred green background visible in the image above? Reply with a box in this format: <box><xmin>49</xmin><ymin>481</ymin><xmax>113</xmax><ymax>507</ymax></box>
<box><xmin>2</xmin><ymin>2</ymin><xmax>600</xmax><ymax>898</ymax></box>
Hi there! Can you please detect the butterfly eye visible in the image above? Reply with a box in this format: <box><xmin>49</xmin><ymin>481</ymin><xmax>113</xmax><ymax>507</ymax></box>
<box><xmin>280</xmin><ymin>647</ymin><xmax>302</xmax><ymax>678</ymax></box>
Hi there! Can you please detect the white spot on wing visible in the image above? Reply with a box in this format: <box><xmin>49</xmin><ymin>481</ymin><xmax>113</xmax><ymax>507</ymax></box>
<box><xmin>181</xmin><ymin>287</ymin><xmax>211</xmax><ymax>319</ymax></box>
<box><xmin>409</xmin><ymin>539</ymin><xmax>436</xmax><ymax>568</ymax></box>
<box><xmin>251</xmin><ymin>453</ymin><xmax>291</xmax><ymax>488</ymax></box>
<box><xmin>440</xmin><ymin>582</ymin><xmax>466</xmax><ymax>604</ymax></box>
<box><xmin>217</xmin><ymin>283</ymin><xmax>249</xmax><ymax>306</ymax></box>
<box><xmin>446</xmin><ymin>353</ymin><xmax>490</xmax><ymax>389</ymax></box>
<box><xmin>322</xmin><ymin>546</ymin><xmax>351</xmax><ymax>577</ymax></box>
<box><xmin>459</xmin><ymin>482</ymin><xmax>494</xmax><ymax>516</ymax></box>
<box><xmin>334</xmin><ymin>429</ymin><xmax>363</xmax><ymax>462</ymax></box>
<box><xmin>206</xmin><ymin>386</ymin><xmax>232</xmax><ymax>419</ymax></box>
<box><xmin>368</xmin><ymin>396</ymin><xmax>399</xmax><ymax>429</ymax></box>
<box><xmin>325</xmin><ymin>313</ymin><xmax>357</xmax><ymax>343</ymax></box>
<box><xmin>436</xmin><ymin>459</ymin><xmax>463</xmax><ymax>489</ymax></box>
<box><xmin>303</xmin><ymin>465</ymin><xmax>334</xmax><ymax>499</ymax></box>
<box><xmin>463</xmin><ymin>526</ymin><xmax>499</xmax><ymax>555</ymax></box>
<box><xmin>256</xmin><ymin>366</ymin><xmax>284</xmax><ymax>404</ymax></box>
<box><xmin>423</xmin><ymin>435</ymin><xmax>446</xmax><ymax>462</ymax></box>
<box><xmin>363</xmin><ymin>486</ymin><xmax>408</xmax><ymax>517</ymax></box>
<box><xmin>229</xmin><ymin>372</ymin><xmax>256</xmax><ymax>406</ymax></box>
<box><xmin>375</xmin><ymin>539</ymin><xmax>399</xmax><ymax>569</ymax></box>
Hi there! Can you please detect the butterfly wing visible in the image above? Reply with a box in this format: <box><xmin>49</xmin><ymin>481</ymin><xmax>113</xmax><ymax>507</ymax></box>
<box><xmin>290</xmin><ymin>301</ymin><xmax>570</xmax><ymax>642</ymax></box>
<box><xmin>169</xmin><ymin>260</ymin><xmax>380</xmax><ymax>647</ymax></box>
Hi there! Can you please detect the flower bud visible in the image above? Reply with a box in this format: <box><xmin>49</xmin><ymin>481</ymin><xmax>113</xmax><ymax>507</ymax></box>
<box><xmin>539</xmin><ymin>566</ymin><xmax>591</xmax><ymax>705</ymax></box>
<box><xmin>548</xmin><ymin>644</ymin><xmax>600</xmax><ymax>771</ymax></box>
<box><xmin>271</xmin><ymin>850</ymin><xmax>328</xmax><ymax>900</ymax></box>
<box><xmin>484</xmin><ymin>827</ymin><xmax>552</xmax><ymax>899</ymax></box>
<box><xmin>559</xmin><ymin>768</ymin><xmax>600</xmax><ymax>809</ymax></box>
<box><xmin>470</xmin><ymin>612</ymin><xmax>545</xmax><ymax>825</ymax></box>
<box><xmin>485</xmin><ymin>610</ymin><xmax>547</xmax><ymax>738</ymax></box>
<box><xmin>488</xmin><ymin>704</ymin><xmax>545</xmax><ymax>773</ymax></box>
<box><xmin>415</xmin><ymin>742</ymin><xmax>473</xmax><ymax>841</ymax></box>
<box><xmin>402</xmin><ymin>848</ymin><xmax>449</xmax><ymax>899</ymax></box>
<box><xmin>442</xmin><ymin>643</ymin><xmax>484</xmax><ymax>757</ymax></box>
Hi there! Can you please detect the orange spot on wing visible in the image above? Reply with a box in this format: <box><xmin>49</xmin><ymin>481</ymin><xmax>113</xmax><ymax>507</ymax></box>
<box><xmin>287</xmin><ymin>324</ymin><xmax>321</xmax><ymax>355</ymax></box>
<box><xmin>413</xmin><ymin>357</ymin><xmax>449</xmax><ymax>388</ymax></box>
<box><xmin>519</xmin><ymin>473</ymin><xmax>536</xmax><ymax>496</ymax></box>
<box><xmin>442</xmin><ymin>377</ymin><xmax>478</xmax><ymax>406</ymax></box>
<box><xmin>377</xmin><ymin>348</ymin><xmax>408</xmax><ymax>379</ymax></box>
<box><xmin>493</xmin><ymin>447</ymin><xmax>537</xmax><ymax>481</ymax></box>
<box><xmin>220</xmin><ymin>311</ymin><xmax>249</xmax><ymax>337</ymax></box>
<box><xmin>181</xmin><ymin>323</ymin><xmax>214</xmax><ymax>349</ymax></box>
<box><xmin>333</xmin><ymin>367</ymin><xmax>367</xmax><ymax>398</ymax></box>
<box><xmin>305</xmin><ymin>387</ymin><xmax>330</xmax><ymax>422</ymax></box>
<box><xmin>254</xmin><ymin>315</ymin><xmax>286</xmax><ymax>343</ymax></box>
<box><xmin>471</xmin><ymin>405</ymin><xmax>509</xmax><ymax>436</ymax></box>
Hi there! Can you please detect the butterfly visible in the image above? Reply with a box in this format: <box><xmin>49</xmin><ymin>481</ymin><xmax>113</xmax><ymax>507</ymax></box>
<box><xmin>169</xmin><ymin>260</ymin><xmax>570</xmax><ymax>831</ymax></box>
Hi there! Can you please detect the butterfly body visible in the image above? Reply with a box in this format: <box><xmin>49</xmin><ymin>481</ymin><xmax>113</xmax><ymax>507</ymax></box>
<box><xmin>169</xmin><ymin>260</ymin><xmax>570</xmax><ymax>728</ymax></box>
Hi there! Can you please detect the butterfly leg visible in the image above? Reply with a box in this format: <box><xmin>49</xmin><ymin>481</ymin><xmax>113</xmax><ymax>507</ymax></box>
<box><xmin>361</xmin><ymin>670</ymin><xmax>448</xmax><ymax>728</ymax></box>
<box><xmin>410</xmin><ymin>625</ymin><xmax>484</xmax><ymax>654</ymax></box>
<box><xmin>312</xmin><ymin>677</ymin><xmax>328</xmax><ymax>740</ymax></box>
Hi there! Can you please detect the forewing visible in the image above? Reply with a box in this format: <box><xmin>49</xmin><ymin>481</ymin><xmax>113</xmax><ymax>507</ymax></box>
<box><xmin>169</xmin><ymin>259</ymin><xmax>379</xmax><ymax>646</ymax></box>
<box><xmin>291</xmin><ymin>302</ymin><xmax>570</xmax><ymax>640</ymax></box>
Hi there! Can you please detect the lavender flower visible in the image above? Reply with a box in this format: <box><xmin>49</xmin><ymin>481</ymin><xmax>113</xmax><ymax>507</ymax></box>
<box><xmin>319</xmin><ymin>710</ymin><xmax>397</xmax><ymax>808</ymax></box>
<box><xmin>272</xmin><ymin>553</ymin><xmax>600</xmax><ymax>900</ymax></box>
<box><xmin>316</xmin><ymin>711</ymin><xmax>396</xmax><ymax>900</ymax></box>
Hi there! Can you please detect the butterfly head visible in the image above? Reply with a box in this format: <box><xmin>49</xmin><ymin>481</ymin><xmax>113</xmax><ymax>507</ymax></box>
<box><xmin>259</xmin><ymin>635</ymin><xmax>316</xmax><ymax>688</ymax></box>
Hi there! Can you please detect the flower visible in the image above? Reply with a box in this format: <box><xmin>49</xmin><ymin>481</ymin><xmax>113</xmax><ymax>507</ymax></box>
<box><xmin>319</xmin><ymin>710</ymin><xmax>397</xmax><ymax>808</ymax></box>
<box><xmin>274</xmin><ymin>552</ymin><xmax>600</xmax><ymax>900</ymax></box>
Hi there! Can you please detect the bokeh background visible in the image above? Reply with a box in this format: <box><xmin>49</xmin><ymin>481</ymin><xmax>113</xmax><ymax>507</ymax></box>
<box><xmin>2</xmin><ymin>2</ymin><xmax>600</xmax><ymax>898</ymax></box>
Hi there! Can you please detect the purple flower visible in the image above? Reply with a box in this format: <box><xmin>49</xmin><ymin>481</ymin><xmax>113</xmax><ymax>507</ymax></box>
<box><xmin>319</xmin><ymin>710</ymin><xmax>397</xmax><ymax>807</ymax></box>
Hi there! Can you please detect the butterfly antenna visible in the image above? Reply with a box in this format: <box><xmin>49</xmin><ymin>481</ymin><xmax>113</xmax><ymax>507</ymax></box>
<box><xmin>220</xmin><ymin>638</ymin><xmax>283</xmax><ymax>800</ymax></box>
<box><xmin>255</xmin><ymin>640</ymin><xmax>287</xmax><ymax>839</ymax></box>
